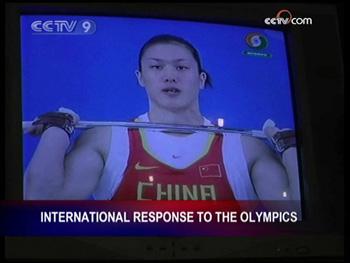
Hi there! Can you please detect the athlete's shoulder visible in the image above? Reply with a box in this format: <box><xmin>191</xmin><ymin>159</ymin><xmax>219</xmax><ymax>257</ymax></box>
<box><xmin>75</xmin><ymin>126</ymin><xmax>112</xmax><ymax>149</ymax></box>
<box><xmin>81</xmin><ymin>126</ymin><xmax>111</xmax><ymax>138</ymax></box>
<box><xmin>240</xmin><ymin>134</ymin><xmax>275</xmax><ymax>165</ymax></box>
<box><xmin>241</xmin><ymin>134</ymin><xmax>266</xmax><ymax>149</ymax></box>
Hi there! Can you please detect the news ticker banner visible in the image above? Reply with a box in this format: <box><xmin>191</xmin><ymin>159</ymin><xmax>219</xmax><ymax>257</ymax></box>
<box><xmin>1</xmin><ymin>201</ymin><xmax>303</xmax><ymax>236</ymax></box>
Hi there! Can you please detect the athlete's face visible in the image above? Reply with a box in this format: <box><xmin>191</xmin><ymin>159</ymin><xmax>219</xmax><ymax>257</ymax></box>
<box><xmin>136</xmin><ymin>43</ymin><xmax>207</xmax><ymax>111</ymax></box>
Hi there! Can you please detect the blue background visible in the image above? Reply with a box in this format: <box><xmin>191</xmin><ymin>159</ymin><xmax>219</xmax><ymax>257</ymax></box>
<box><xmin>21</xmin><ymin>15</ymin><xmax>295</xmax><ymax>168</ymax></box>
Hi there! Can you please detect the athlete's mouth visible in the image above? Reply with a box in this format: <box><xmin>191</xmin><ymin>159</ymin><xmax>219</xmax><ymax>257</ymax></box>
<box><xmin>162</xmin><ymin>87</ymin><xmax>181</xmax><ymax>94</ymax></box>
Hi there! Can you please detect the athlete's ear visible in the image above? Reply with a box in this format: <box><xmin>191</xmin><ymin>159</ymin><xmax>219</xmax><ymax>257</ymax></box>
<box><xmin>135</xmin><ymin>70</ymin><xmax>145</xmax><ymax>87</ymax></box>
<box><xmin>199</xmin><ymin>72</ymin><xmax>207</xmax><ymax>90</ymax></box>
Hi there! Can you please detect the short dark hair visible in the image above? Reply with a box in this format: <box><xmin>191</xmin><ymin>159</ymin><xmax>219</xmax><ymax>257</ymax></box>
<box><xmin>138</xmin><ymin>34</ymin><xmax>212</xmax><ymax>88</ymax></box>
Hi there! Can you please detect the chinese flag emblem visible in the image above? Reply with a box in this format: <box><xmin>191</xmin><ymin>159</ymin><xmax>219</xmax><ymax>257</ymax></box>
<box><xmin>199</xmin><ymin>164</ymin><xmax>222</xmax><ymax>178</ymax></box>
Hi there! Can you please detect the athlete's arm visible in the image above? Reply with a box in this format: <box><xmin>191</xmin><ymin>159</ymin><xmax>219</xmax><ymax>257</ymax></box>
<box><xmin>24</xmin><ymin>126</ymin><xmax>110</xmax><ymax>200</ymax></box>
<box><xmin>241</xmin><ymin>136</ymin><xmax>300</xmax><ymax>200</ymax></box>
<box><xmin>279</xmin><ymin>146</ymin><xmax>300</xmax><ymax>200</ymax></box>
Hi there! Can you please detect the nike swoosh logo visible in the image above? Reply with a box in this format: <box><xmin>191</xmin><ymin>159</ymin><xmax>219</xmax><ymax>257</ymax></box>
<box><xmin>135</xmin><ymin>162</ymin><xmax>159</xmax><ymax>170</ymax></box>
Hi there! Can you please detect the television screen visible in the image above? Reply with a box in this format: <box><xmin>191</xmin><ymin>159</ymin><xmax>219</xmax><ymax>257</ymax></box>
<box><xmin>21</xmin><ymin>14</ymin><xmax>300</xmax><ymax>201</ymax></box>
<box><xmin>4</xmin><ymin>2</ymin><xmax>343</xmax><ymax>261</ymax></box>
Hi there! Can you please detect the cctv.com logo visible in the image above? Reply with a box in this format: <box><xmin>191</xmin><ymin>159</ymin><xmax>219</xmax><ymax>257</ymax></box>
<box><xmin>265</xmin><ymin>9</ymin><xmax>312</xmax><ymax>25</ymax></box>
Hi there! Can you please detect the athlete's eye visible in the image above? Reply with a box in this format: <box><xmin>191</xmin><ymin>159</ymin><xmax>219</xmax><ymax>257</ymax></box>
<box><xmin>176</xmin><ymin>65</ymin><xmax>189</xmax><ymax>71</ymax></box>
<box><xmin>150</xmin><ymin>65</ymin><xmax>162</xmax><ymax>70</ymax></box>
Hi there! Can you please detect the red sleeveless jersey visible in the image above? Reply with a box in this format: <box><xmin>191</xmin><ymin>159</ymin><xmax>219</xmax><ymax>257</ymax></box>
<box><xmin>112</xmin><ymin>129</ymin><xmax>236</xmax><ymax>200</ymax></box>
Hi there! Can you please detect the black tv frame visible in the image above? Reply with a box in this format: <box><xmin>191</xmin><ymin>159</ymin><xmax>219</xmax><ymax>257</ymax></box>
<box><xmin>4</xmin><ymin>2</ymin><xmax>344</xmax><ymax>261</ymax></box>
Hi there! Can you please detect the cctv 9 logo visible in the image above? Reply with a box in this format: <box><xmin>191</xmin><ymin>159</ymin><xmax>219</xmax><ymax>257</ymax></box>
<box><xmin>31</xmin><ymin>19</ymin><xmax>96</xmax><ymax>35</ymax></box>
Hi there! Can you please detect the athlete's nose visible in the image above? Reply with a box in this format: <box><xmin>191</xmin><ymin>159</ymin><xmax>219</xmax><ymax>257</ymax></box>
<box><xmin>162</xmin><ymin>66</ymin><xmax>178</xmax><ymax>83</ymax></box>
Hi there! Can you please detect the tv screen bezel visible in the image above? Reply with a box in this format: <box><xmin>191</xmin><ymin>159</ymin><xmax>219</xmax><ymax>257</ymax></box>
<box><xmin>4</xmin><ymin>2</ymin><xmax>344</xmax><ymax>261</ymax></box>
